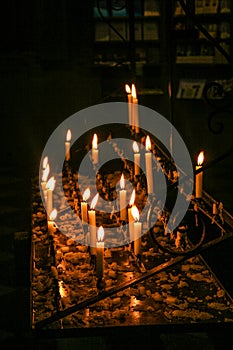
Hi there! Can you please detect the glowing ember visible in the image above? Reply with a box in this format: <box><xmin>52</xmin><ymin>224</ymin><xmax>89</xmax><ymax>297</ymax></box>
<box><xmin>90</xmin><ymin>193</ymin><xmax>99</xmax><ymax>210</ymax></box>
<box><xmin>66</xmin><ymin>129</ymin><xmax>72</xmax><ymax>142</ymax></box>
<box><xmin>133</xmin><ymin>141</ymin><xmax>139</xmax><ymax>153</ymax></box>
<box><xmin>46</xmin><ymin>176</ymin><xmax>56</xmax><ymax>191</ymax></box>
<box><xmin>97</xmin><ymin>226</ymin><xmax>104</xmax><ymax>242</ymax></box>
<box><xmin>129</xmin><ymin>189</ymin><xmax>135</xmax><ymax>207</ymax></box>
<box><xmin>197</xmin><ymin>151</ymin><xmax>204</xmax><ymax>166</ymax></box>
<box><xmin>145</xmin><ymin>135</ymin><xmax>151</xmax><ymax>151</ymax></box>
<box><xmin>83</xmin><ymin>187</ymin><xmax>90</xmax><ymax>201</ymax></box>
<box><xmin>92</xmin><ymin>133</ymin><xmax>98</xmax><ymax>149</ymax></box>
<box><xmin>120</xmin><ymin>173</ymin><xmax>125</xmax><ymax>190</ymax></box>
<box><xmin>131</xmin><ymin>205</ymin><xmax>139</xmax><ymax>222</ymax></box>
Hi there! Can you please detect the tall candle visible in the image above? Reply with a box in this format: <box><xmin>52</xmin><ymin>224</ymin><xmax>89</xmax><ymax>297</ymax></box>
<box><xmin>145</xmin><ymin>135</ymin><xmax>153</xmax><ymax>194</ymax></box>
<box><xmin>48</xmin><ymin>209</ymin><xmax>57</xmax><ymax>235</ymax></box>
<box><xmin>125</xmin><ymin>84</ymin><xmax>132</xmax><ymax>126</ymax></box>
<box><xmin>133</xmin><ymin>141</ymin><xmax>140</xmax><ymax>176</ymax></box>
<box><xmin>119</xmin><ymin>174</ymin><xmax>127</xmax><ymax>221</ymax></box>
<box><xmin>131</xmin><ymin>84</ymin><xmax>139</xmax><ymax>133</ymax></box>
<box><xmin>81</xmin><ymin>187</ymin><xmax>90</xmax><ymax>224</ymax></box>
<box><xmin>131</xmin><ymin>205</ymin><xmax>142</xmax><ymax>256</ymax></box>
<box><xmin>45</xmin><ymin>176</ymin><xmax>56</xmax><ymax>215</ymax></box>
<box><xmin>96</xmin><ymin>226</ymin><xmax>104</xmax><ymax>279</ymax></box>
<box><xmin>92</xmin><ymin>133</ymin><xmax>99</xmax><ymax>164</ymax></box>
<box><xmin>88</xmin><ymin>193</ymin><xmax>99</xmax><ymax>255</ymax></box>
<box><xmin>65</xmin><ymin>129</ymin><xmax>72</xmax><ymax>161</ymax></box>
<box><xmin>128</xmin><ymin>189</ymin><xmax>135</xmax><ymax>243</ymax></box>
<box><xmin>195</xmin><ymin>151</ymin><xmax>204</xmax><ymax>198</ymax></box>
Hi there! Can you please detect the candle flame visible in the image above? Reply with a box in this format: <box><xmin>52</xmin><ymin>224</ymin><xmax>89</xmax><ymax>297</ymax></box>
<box><xmin>90</xmin><ymin>193</ymin><xmax>99</xmax><ymax>210</ymax></box>
<box><xmin>125</xmin><ymin>84</ymin><xmax>131</xmax><ymax>94</ymax></box>
<box><xmin>131</xmin><ymin>84</ymin><xmax>137</xmax><ymax>99</ymax></box>
<box><xmin>42</xmin><ymin>156</ymin><xmax>48</xmax><ymax>169</ymax></box>
<box><xmin>92</xmin><ymin>133</ymin><xmax>98</xmax><ymax>149</ymax></box>
<box><xmin>129</xmin><ymin>189</ymin><xmax>135</xmax><ymax>206</ymax></box>
<box><xmin>131</xmin><ymin>205</ymin><xmax>139</xmax><ymax>222</ymax></box>
<box><xmin>145</xmin><ymin>135</ymin><xmax>151</xmax><ymax>151</ymax></box>
<box><xmin>133</xmin><ymin>141</ymin><xmax>139</xmax><ymax>153</ymax></box>
<box><xmin>42</xmin><ymin>163</ymin><xmax>50</xmax><ymax>182</ymax></box>
<box><xmin>83</xmin><ymin>187</ymin><xmax>90</xmax><ymax>201</ymax></box>
<box><xmin>197</xmin><ymin>151</ymin><xmax>204</xmax><ymax>166</ymax></box>
<box><xmin>97</xmin><ymin>226</ymin><xmax>104</xmax><ymax>242</ymax></box>
<box><xmin>49</xmin><ymin>208</ymin><xmax>57</xmax><ymax>221</ymax></box>
<box><xmin>46</xmin><ymin>176</ymin><xmax>56</xmax><ymax>191</ymax></box>
<box><xmin>66</xmin><ymin>129</ymin><xmax>72</xmax><ymax>142</ymax></box>
<box><xmin>120</xmin><ymin>173</ymin><xmax>125</xmax><ymax>190</ymax></box>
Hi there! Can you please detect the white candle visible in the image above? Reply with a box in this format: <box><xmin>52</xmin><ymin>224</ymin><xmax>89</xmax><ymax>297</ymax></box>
<box><xmin>92</xmin><ymin>133</ymin><xmax>99</xmax><ymax>164</ymax></box>
<box><xmin>96</xmin><ymin>226</ymin><xmax>104</xmax><ymax>279</ymax></box>
<box><xmin>81</xmin><ymin>187</ymin><xmax>90</xmax><ymax>224</ymax></box>
<box><xmin>131</xmin><ymin>84</ymin><xmax>139</xmax><ymax>133</ymax></box>
<box><xmin>45</xmin><ymin>176</ymin><xmax>56</xmax><ymax>215</ymax></box>
<box><xmin>128</xmin><ymin>189</ymin><xmax>135</xmax><ymax>243</ymax></box>
<box><xmin>145</xmin><ymin>135</ymin><xmax>153</xmax><ymax>194</ymax></box>
<box><xmin>48</xmin><ymin>209</ymin><xmax>57</xmax><ymax>235</ymax></box>
<box><xmin>195</xmin><ymin>151</ymin><xmax>204</xmax><ymax>198</ymax></box>
<box><xmin>133</xmin><ymin>141</ymin><xmax>140</xmax><ymax>176</ymax></box>
<box><xmin>131</xmin><ymin>205</ymin><xmax>142</xmax><ymax>256</ymax></box>
<box><xmin>125</xmin><ymin>84</ymin><xmax>132</xmax><ymax>126</ymax></box>
<box><xmin>88</xmin><ymin>193</ymin><xmax>99</xmax><ymax>255</ymax></box>
<box><xmin>65</xmin><ymin>129</ymin><xmax>72</xmax><ymax>161</ymax></box>
<box><xmin>119</xmin><ymin>174</ymin><xmax>127</xmax><ymax>221</ymax></box>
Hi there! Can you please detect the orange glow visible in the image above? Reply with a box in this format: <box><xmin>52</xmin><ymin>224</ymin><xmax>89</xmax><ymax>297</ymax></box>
<box><xmin>46</xmin><ymin>176</ymin><xmax>56</xmax><ymax>191</ymax></box>
<box><xmin>83</xmin><ymin>188</ymin><xmax>90</xmax><ymax>201</ymax></box>
<box><xmin>197</xmin><ymin>151</ymin><xmax>204</xmax><ymax>166</ymax></box>
<box><xmin>58</xmin><ymin>281</ymin><xmax>68</xmax><ymax>298</ymax></box>
<box><xmin>42</xmin><ymin>156</ymin><xmax>48</xmax><ymax>169</ymax></box>
<box><xmin>145</xmin><ymin>135</ymin><xmax>151</xmax><ymax>151</ymax></box>
<box><xmin>92</xmin><ymin>133</ymin><xmax>98</xmax><ymax>149</ymax></box>
<box><xmin>133</xmin><ymin>141</ymin><xmax>139</xmax><ymax>153</ymax></box>
<box><xmin>49</xmin><ymin>208</ymin><xmax>57</xmax><ymax>221</ymax></box>
<box><xmin>66</xmin><ymin>129</ymin><xmax>72</xmax><ymax>142</ymax></box>
<box><xmin>120</xmin><ymin>173</ymin><xmax>125</xmax><ymax>190</ymax></box>
<box><xmin>97</xmin><ymin>226</ymin><xmax>104</xmax><ymax>242</ymax></box>
<box><xmin>42</xmin><ymin>163</ymin><xmax>50</xmax><ymax>182</ymax></box>
<box><xmin>131</xmin><ymin>84</ymin><xmax>137</xmax><ymax>99</ymax></box>
<box><xmin>131</xmin><ymin>205</ymin><xmax>139</xmax><ymax>222</ymax></box>
<box><xmin>129</xmin><ymin>189</ymin><xmax>135</xmax><ymax>207</ymax></box>
<box><xmin>125</xmin><ymin>84</ymin><xmax>131</xmax><ymax>94</ymax></box>
<box><xmin>90</xmin><ymin>193</ymin><xmax>99</xmax><ymax>210</ymax></box>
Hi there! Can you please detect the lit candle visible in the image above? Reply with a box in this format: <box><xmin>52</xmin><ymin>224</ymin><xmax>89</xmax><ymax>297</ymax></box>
<box><xmin>119</xmin><ymin>173</ymin><xmax>127</xmax><ymax>221</ymax></box>
<box><xmin>42</xmin><ymin>156</ymin><xmax>48</xmax><ymax>170</ymax></box>
<box><xmin>96</xmin><ymin>226</ymin><xmax>104</xmax><ymax>279</ymax></box>
<box><xmin>92</xmin><ymin>133</ymin><xmax>99</xmax><ymax>164</ymax></box>
<box><xmin>41</xmin><ymin>162</ymin><xmax>50</xmax><ymax>193</ymax></box>
<box><xmin>88</xmin><ymin>193</ymin><xmax>99</xmax><ymax>255</ymax></box>
<box><xmin>48</xmin><ymin>209</ymin><xmax>57</xmax><ymax>235</ymax></box>
<box><xmin>128</xmin><ymin>189</ymin><xmax>135</xmax><ymax>243</ymax></box>
<box><xmin>81</xmin><ymin>187</ymin><xmax>90</xmax><ymax>224</ymax></box>
<box><xmin>131</xmin><ymin>84</ymin><xmax>139</xmax><ymax>133</ymax></box>
<box><xmin>133</xmin><ymin>141</ymin><xmax>140</xmax><ymax>176</ymax></box>
<box><xmin>125</xmin><ymin>84</ymin><xmax>132</xmax><ymax>126</ymax></box>
<box><xmin>131</xmin><ymin>205</ymin><xmax>142</xmax><ymax>256</ymax></box>
<box><xmin>65</xmin><ymin>129</ymin><xmax>72</xmax><ymax>161</ymax></box>
<box><xmin>195</xmin><ymin>151</ymin><xmax>204</xmax><ymax>198</ymax></box>
<box><xmin>46</xmin><ymin>176</ymin><xmax>56</xmax><ymax>215</ymax></box>
<box><xmin>145</xmin><ymin>135</ymin><xmax>153</xmax><ymax>194</ymax></box>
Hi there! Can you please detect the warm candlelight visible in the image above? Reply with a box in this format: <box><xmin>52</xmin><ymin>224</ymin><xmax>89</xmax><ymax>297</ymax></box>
<box><xmin>96</xmin><ymin>226</ymin><xmax>104</xmax><ymax>279</ymax></box>
<box><xmin>128</xmin><ymin>189</ymin><xmax>135</xmax><ymax>243</ymax></box>
<box><xmin>119</xmin><ymin>173</ymin><xmax>127</xmax><ymax>221</ymax></box>
<box><xmin>65</xmin><ymin>129</ymin><xmax>72</xmax><ymax>161</ymax></box>
<box><xmin>41</xmin><ymin>163</ymin><xmax>50</xmax><ymax>191</ymax></box>
<box><xmin>125</xmin><ymin>84</ymin><xmax>132</xmax><ymax>126</ymax></box>
<box><xmin>46</xmin><ymin>176</ymin><xmax>56</xmax><ymax>215</ymax></box>
<box><xmin>88</xmin><ymin>193</ymin><xmax>99</xmax><ymax>255</ymax></box>
<box><xmin>131</xmin><ymin>205</ymin><xmax>142</xmax><ymax>256</ymax></box>
<box><xmin>131</xmin><ymin>84</ymin><xmax>139</xmax><ymax>133</ymax></box>
<box><xmin>133</xmin><ymin>141</ymin><xmax>140</xmax><ymax>176</ymax></box>
<box><xmin>195</xmin><ymin>151</ymin><xmax>204</xmax><ymax>198</ymax></box>
<box><xmin>48</xmin><ymin>208</ymin><xmax>57</xmax><ymax>234</ymax></box>
<box><xmin>81</xmin><ymin>187</ymin><xmax>90</xmax><ymax>224</ymax></box>
<box><xmin>92</xmin><ymin>133</ymin><xmax>99</xmax><ymax>164</ymax></box>
<box><xmin>145</xmin><ymin>135</ymin><xmax>153</xmax><ymax>194</ymax></box>
<box><xmin>42</xmin><ymin>156</ymin><xmax>48</xmax><ymax>170</ymax></box>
